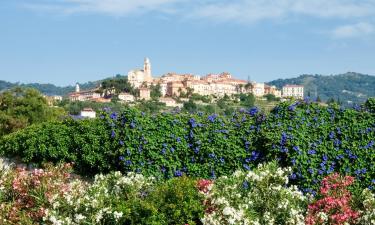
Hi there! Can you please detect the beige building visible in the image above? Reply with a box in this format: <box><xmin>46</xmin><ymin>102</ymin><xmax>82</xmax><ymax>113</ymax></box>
<box><xmin>139</xmin><ymin>87</ymin><xmax>151</xmax><ymax>100</ymax></box>
<box><xmin>80</xmin><ymin>108</ymin><xmax>96</xmax><ymax>118</ymax></box>
<box><xmin>126</xmin><ymin>58</ymin><xmax>282</xmax><ymax>99</ymax></box>
<box><xmin>252</xmin><ymin>83</ymin><xmax>265</xmax><ymax>97</ymax></box>
<box><xmin>264</xmin><ymin>85</ymin><xmax>282</xmax><ymax>98</ymax></box>
<box><xmin>282</xmin><ymin>85</ymin><xmax>304</xmax><ymax>99</ymax></box>
<box><xmin>118</xmin><ymin>93</ymin><xmax>135</xmax><ymax>102</ymax></box>
<box><xmin>128</xmin><ymin>58</ymin><xmax>153</xmax><ymax>88</ymax></box>
<box><xmin>69</xmin><ymin>84</ymin><xmax>101</xmax><ymax>102</ymax></box>
<box><xmin>159</xmin><ymin>97</ymin><xmax>182</xmax><ymax>107</ymax></box>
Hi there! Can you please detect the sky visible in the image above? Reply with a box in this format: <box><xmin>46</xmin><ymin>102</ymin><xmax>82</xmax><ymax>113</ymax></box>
<box><xmin>1</xmin><ymin>0</ymin><xmax>375</xmax><ymax>86</ymax></box>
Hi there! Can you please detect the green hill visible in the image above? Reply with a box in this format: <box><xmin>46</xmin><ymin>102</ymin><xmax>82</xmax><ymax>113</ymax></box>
<box><xmin>267</xmin><ymin>72</ymin><xmax>375</xmax><ymax>105</ymax></box>
<box><xmin>0</xmin><ymin>75</ymin><xmax>126</xmax><ymax>96</ymax></box>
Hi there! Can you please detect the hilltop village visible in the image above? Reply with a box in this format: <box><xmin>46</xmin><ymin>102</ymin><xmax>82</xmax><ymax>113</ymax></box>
<box><xmin>68</xmin><ymin>58</ymin><xmax>304</xmax><ymax>106</ymax></box>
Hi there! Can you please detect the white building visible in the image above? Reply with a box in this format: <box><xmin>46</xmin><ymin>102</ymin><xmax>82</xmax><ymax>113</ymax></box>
<box><xmin>128</xmin><ymin>58</ymin><xmax>153</xmax><ymax>88</ymax></box>
<box><xmin>282</xmin><ymin>85</ymin><xmax>304</xmax><ymax>99</ymax></box>
<box><xmin>80</xmin><ymin>108</ymin><xmax>96</xmax><ymax>118</ymax></box>
<box><xmin>159</xmin><ymin>97</ymin><xmax>183</xmax><ymax>108</ymax></box>
<box><xmin>252</xmin><ymin>83</ymin><xmax>265</xmax><ymax>97</ymax></box>
<box><xmin>118</xmin><ymin>93</ymin><xmax>135</xmax><ymax>102</ymax></box>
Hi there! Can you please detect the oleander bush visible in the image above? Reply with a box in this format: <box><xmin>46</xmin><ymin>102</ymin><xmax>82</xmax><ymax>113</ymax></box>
<box><xmin>1</xmin><ymin>163</ymin><xmax>375</xmax><ymax>225</ymax></box>
<box><xmin>201</xmin><ymin>161</ymin><xmax>307</xmax><ymax>225</ymax></box>
<box><xmin>0</xmin><ymin>100</ymin><xmax>374</xmax><ymax>196</ymax></box>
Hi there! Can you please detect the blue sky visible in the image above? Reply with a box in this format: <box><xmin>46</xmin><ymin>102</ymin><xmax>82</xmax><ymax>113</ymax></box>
<box><xmin>1</xmin><ymin>0</ymin><xmax>375</xmax><ymax>86</ymax></box>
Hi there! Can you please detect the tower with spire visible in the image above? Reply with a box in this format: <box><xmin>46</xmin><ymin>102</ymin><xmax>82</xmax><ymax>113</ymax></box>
<box><xmin>75</xmin><ymin>83</ymin><xmax>80</xmax><ymax>93</ymax></box>
<box><xmin>144</xmin><ymin>57</ymin><xmax>152</xmax><ymax>81</ymax></box>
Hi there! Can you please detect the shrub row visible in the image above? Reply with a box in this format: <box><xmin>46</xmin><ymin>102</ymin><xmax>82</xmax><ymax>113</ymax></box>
<box><xmin>0</xmin><ymin>100</ymin><xmax>374</xmax><ymax>195</ymax></box>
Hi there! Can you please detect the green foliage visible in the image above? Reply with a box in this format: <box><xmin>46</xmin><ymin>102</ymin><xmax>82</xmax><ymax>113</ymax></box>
<box><xmin>260</xmin><ymin>100</ymin><xmax>375</xmax><ymax>196</ymax></box>
<box><xmin>0</xmin><ymin>99</ymin><xmax>374</xmax><ymax>196</ymax></box>
<box><xmin>150</xmin><ymin>84</ymin><xmax>162</xmax><ymax>100</ymax></box>
<box><xmin>264</xmin><ymin>93</ymin><xmax>279</xmax><ymax>102</ymax></box>
<box><xmin>183</xmin><ymin>99</ymin><xmax>198</xmax><ymax>113</ymax></box>
<box><xmin>268</xmin><ymin>72</ymin><xmax>375</xmax><ymax>105</ymax></box>
<box><xmin>238</xmin><ymin>93</ymin><xmax>255</xmax><ymax>107</ymax></box>
<box><xmin>0</xmin><ymin>87</ymin><xmax>66</xmax><ymax>136</ymax></box>
<box><xmin>146</xmin><ymin>176</ymin><xmax>204</xmax><ymax>225</ymax></box>
<box><xmin>364</xmin><ymin>97</ymin><xmax>375</xmax><ymax>113</ymax></box>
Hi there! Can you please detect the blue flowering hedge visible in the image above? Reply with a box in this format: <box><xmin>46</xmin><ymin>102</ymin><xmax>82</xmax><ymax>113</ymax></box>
<box><xmin>0</xmin><ymin>100</ymin><xmax>374</xmax><ymax>195</ymax></box>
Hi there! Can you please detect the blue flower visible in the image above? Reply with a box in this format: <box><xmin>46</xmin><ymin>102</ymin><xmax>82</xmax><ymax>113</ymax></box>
<box><xmin>110</xmin><ymin>112</ymin><xmax>117</xmax><ymax>120</ymax></box>
<box><xmin>322</xmin><ymin>155</ymin><xmax>328</xmax><ymax>161</ymax></box>
<box><xmin>242</xmin><ymin>181</ymin><xmax>249</xmax><ymax>189</ymax></box>
<box><xmin>111</xmin><ymin>130</ymin><xmax>116</xmax><ymax>138</ymax></box>
<box><xmin>119</xmin><ymin>156</ymin><xmax>125</xmax><ymax>161</ymax></box>
<box><xmin>125</xmin><ymin>160</ymin><xmax>132</xmax><ymax>166</ymax></box>
<box><xmin>329</xmin><ymin>131</ymin><xmax>335</xmax><ymax>139</ymax></box>
<box><xmin>243</xmin><ymin>164</ymin><xmax>250</xmax><ymax>170</ymax></box>
<box><xmin>176</xmin><ymin>137</ymin><xmax>181</xmax><ymax>143</ymax></box>
<box><xmin>290</xmin><ymin>173</ymin><xmax>297</xmax><ymax>180</ymax></box>
<box><xmin>174</xmin><ymin>170</ymin><xmax>182</xmax><ymax>177</ymax></box>
<box><xmin>194</xmin><ymin>147</ymin><xmax>200</xmax><ymax>154</ymax></box>
<box><xmin>308</xmin><ymin>149</ymin><xmax>316</xmax><ymax>155</ymax></box>
<box><xmin>251</xmin><ymin>151</ymin><xmax>260</xmax><ymax>160</ymax></box>
<box><xmin>208</xmin><ymin>153</ymin><xmax>216</xmax><ymax>159</ymax></box>
<box><xmin>248</xmin><ymin>107</ymin><xmax>259</xmax><ymax>116</ymax></box>
<box><xmin>293</xmin><ymin>146</ymin><xmax>301</xmax><ymax>154</ymax></box>
<box><xmin>130</xmin><ymin>121</ymin><xmax>136</xmax><ymax>129</ymax></box>
<box><xmin>208</xmin><ymin>114</ymin><xmax>218</xmax><ymax>122</ymax></box>
<box><xmin>119</xmin><ymin>140</ymin><xmax>124</xmax><ymax>146</ymax></box>
<box><xmin>220</xmin><ymin>158</ymin><xmax>225</xmax><ymax>163</ymax></box>
<box><xmin>189</xmin><ymin>118</ymin><xmax>197</xmax><ymax>128</ymax></box>
<box><xmin>308</xmin><ymin>168</ymin><xmax>314</xmax><ymax>174</ymax></box>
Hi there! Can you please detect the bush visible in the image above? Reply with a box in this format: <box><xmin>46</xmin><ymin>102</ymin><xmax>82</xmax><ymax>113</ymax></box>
<box><xmin>201</xmin><ymin>161</ymin><xmax>307</xmax><ymax>225</ymax></box>
<box><xmin>0</xmin><ymin>100</ymin><xmax>374</xmax><ymax>195</ymax></box>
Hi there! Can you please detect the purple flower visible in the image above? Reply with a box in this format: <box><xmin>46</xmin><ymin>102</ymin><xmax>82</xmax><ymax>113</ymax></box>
<box><xmin>208</xmin><ymin>114</ymin><xmax>218</xmax><ymax>122</ymax></box>
<box><xmin>248</xmin><ymin>107</ymin><xmax>259</xmax><ymax>116</ymax></box>
<box><xmin>125</xmin><ymin>160</ymin><xmax>132</xmax><ymax>166</ymax></box>
<box><xmin>174</xmin><ymin>170</ymin><xmax>182</xmax><ymax>177</ymax></box>
<box><xmin>110</xmin><ymin>112</ymin><xmax>117</xmax><ymax>120</ymax></box>
<box><xmin>189</xmin><ymin>118</ymin><xmax>197</xmax><ymax>128</ymax></box>
<box><xmin>243</xmin><ymin>164</ymin><xmax>250</xmax><ymax>170</ymax></box>
<box><xmin>308</xmin><ymin>149</ymin><xmax>316</xmax><ymax>155</ymax></box>
<box><xmin>119</xmin><ymin>140</ymin><xmax>124</xmax><ymax>146</ymax></box>
<box><xmin>242</xmin><ymin>181</ymin><xmax>249</xmax><ymax>189</ymax></box>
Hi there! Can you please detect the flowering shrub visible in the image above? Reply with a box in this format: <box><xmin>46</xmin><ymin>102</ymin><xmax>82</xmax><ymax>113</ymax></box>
<box><xmin>358</xmin><ymin>188</ymin><xmax>375</xmax><ymax>225</ymax></box>
<box><xmin>0</xmin><ymin>163</ymin><xmax>72</xmax><ymax>225</ymax></box>
<box><xmin>201</xmin><ymin>161</ymin><xmax>307</xmax><ymax>225</ymax></box>
<box><xmin>0</xmin><ymin>100</ymin><xmax>374</xmax><ymax>195</ymax></box>
<box><xmin>305</xmin><ymin>173</ymin><xmax>360</xmax><ymax>225</ymax></box>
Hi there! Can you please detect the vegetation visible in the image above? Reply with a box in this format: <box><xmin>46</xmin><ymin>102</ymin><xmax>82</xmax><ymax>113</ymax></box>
<box><xmin>268</xmin><ymin>72</ymin><xmax>375</xmax><ymax>105</ymax></box>
<box><xmin>0</xmin><ymin>99</ymin><xmax>374</xmax><ymax>198</ymax></box>
<box><xmin>0</xmin><ymin>88</ymin><xmax>65</xmax><ymax>136</ymax></box>
<box><xmin>1</xmin><ymin>162</ymin><xmax>374</xmax><ymax>225</ymax></box>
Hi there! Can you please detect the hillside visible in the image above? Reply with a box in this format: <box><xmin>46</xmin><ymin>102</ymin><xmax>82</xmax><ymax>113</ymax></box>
<box><xmin>0</xmin><ymin>75</ymin><xmax>126</xmax><ymax>96</ymax></box>
<box><xmin>267</xmin><ymin>72</ymin><xmax>375</xmax><ymax>104</ymax></box>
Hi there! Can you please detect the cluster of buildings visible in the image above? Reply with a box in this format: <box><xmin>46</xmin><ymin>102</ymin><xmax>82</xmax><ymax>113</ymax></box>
<box><xmin>68</xmin><ymin>58</ymin><xmax>304</xmax><ymax>105</ymax></box>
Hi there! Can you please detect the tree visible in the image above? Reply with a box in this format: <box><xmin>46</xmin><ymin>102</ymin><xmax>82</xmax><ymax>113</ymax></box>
<box><xmin>183</xmin><ymin>99</ymin><xmax>197</xmax><ymax>113</ymax></box>
<box><xmin>150</xmin><ymin>84</ymin><xmax>162</xmax><ymax>100</ymax></box>
<box><xmin>264</xmin><ymin>94</ymin><xmax>278</xmax><ymax>102</ymax></box>
<box><xmin>0</xmin><ymin>87</ymin><xmax>66</xmax><ymax>136</ymax></box>
<box><xmin>239</xmin><ymin>93</ymin><xmax>255</xmax><ymax>107</ymax></box>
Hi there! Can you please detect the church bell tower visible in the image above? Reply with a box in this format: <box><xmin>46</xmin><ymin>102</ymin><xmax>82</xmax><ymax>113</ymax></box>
<box><xmin>144</xmin><ymin>57</ymin><xmax>152</xmax><ymax>80</ymax></box>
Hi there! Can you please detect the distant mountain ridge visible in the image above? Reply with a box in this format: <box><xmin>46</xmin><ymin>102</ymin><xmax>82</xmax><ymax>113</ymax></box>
<box><xmin>267</xmin><ymin>72</ymin><xmax>375</xmax><ymax>104</ymax></box>
<box><xmin>1</xmin><ymin>73</ymin><xmax>374</xmax><ymax>104</ymax></box>
<box><xmin>0</xmin><ymin>75</ymin><xmax>126</xmax><ymax>96</ymax></box>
